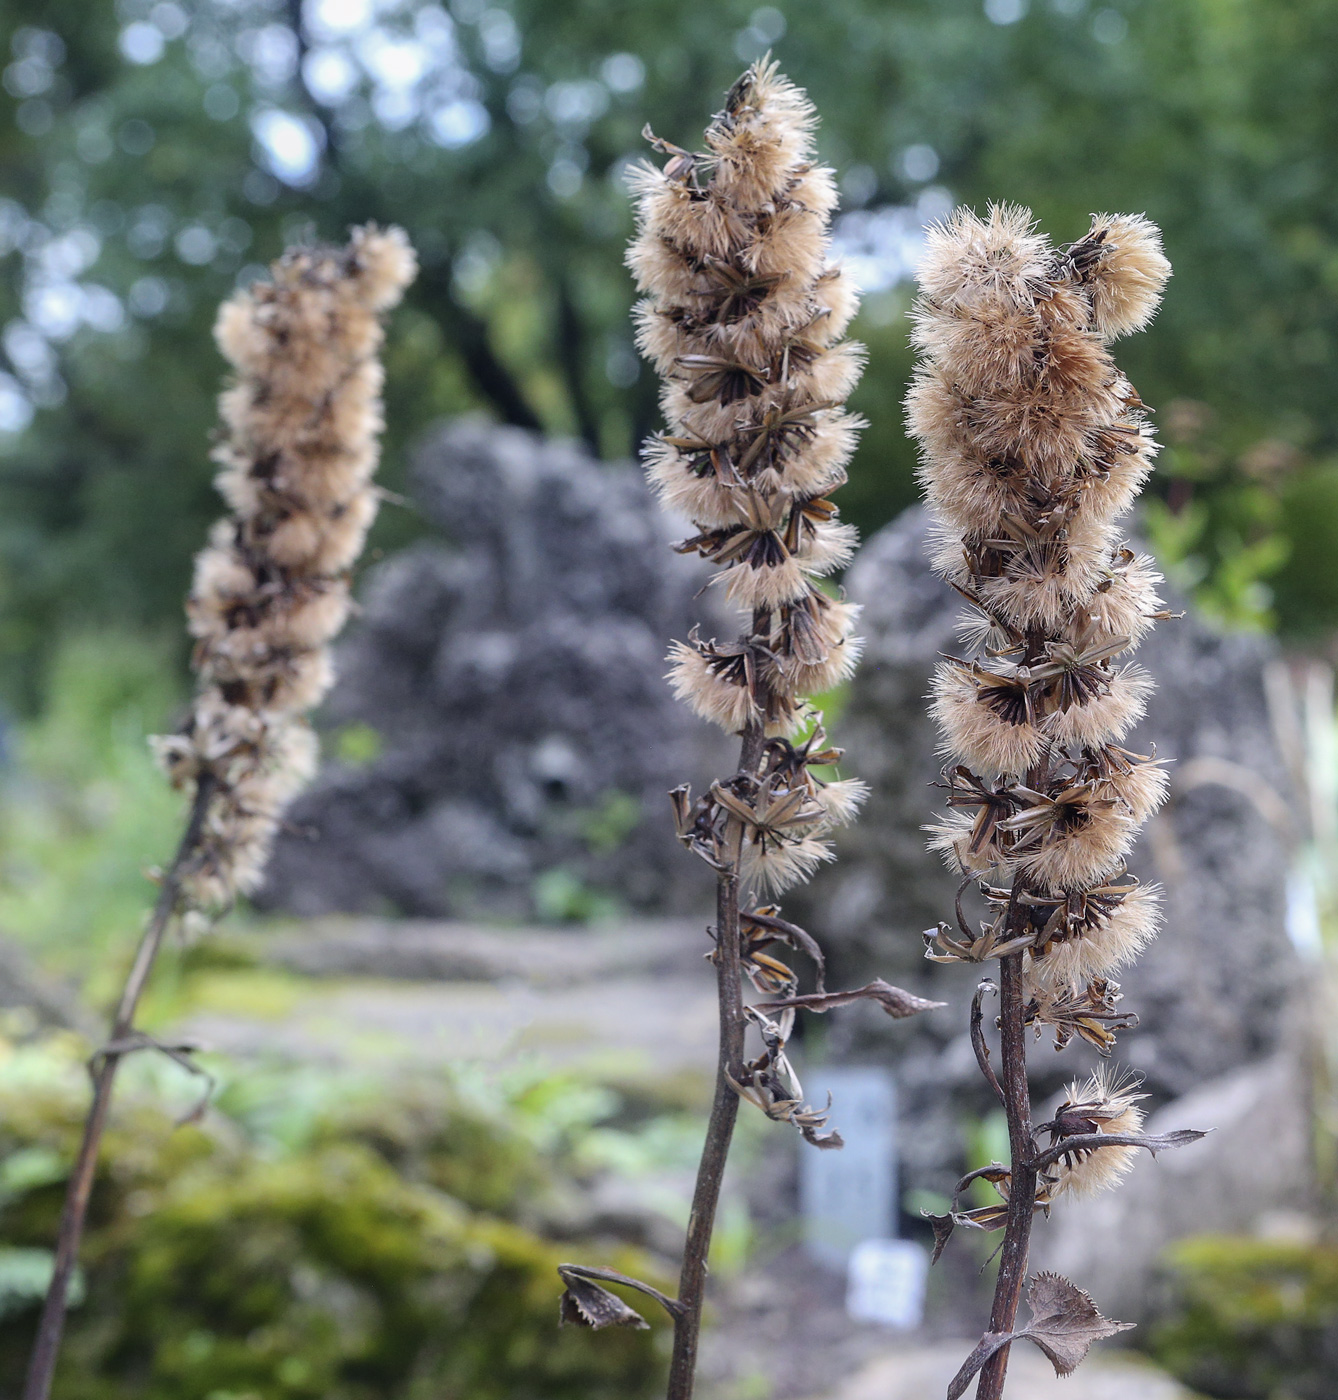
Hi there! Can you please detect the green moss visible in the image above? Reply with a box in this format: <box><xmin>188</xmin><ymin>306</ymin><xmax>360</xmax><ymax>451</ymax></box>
<box><xmin>1150</xmin><ymin>1234</ymin><xmax>1338</xmax><ymax>1399</ymax></box>
<box><xmin>0</xmin><ymin>1046</ymin><xmax>666</xmax><ymax>1400</ymax></box>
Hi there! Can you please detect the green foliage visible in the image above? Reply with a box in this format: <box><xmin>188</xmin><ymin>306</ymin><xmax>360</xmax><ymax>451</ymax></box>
<box><xmin>0</xmin><ymin>629</ymin><xmax>185</xmax><ymax>991</ymax></box>
<box><xmin>8</xmin><ymin>0</ymin><xmax>1338</xmax><ymax>703</ymax></box>
<box><xmin>331</xmin><ymin>722</ymin><xmax>384</xmax><ymax>768</ymax></box>
<box><xmin>1272</xmin><ymin>463</ymin><xmax>1338</xmax><ymax>638</ymax></box>
<box><xmin>962</xmin><ymin>1109</ymin><xmax>1009</xmax><ymax>1208</ymax></box>
<box><xmin>1149</xmin><ymin>1234</ymin><xmax>1338</xmax><ymax>1400</ymax></box>
<box><xmin>531</xmin><ymin>866</ymin><xmax>623</xmax><ymax>924</ymax></box>
<box><xmin>0</xmin><ymin>1039</ymin><xmax>667</xmax><ymax>1400</ymax></box>
<box><xmin>576</xmin><ymin>790</ymin><xmax>642</xmax><ymax>858</ymax></box>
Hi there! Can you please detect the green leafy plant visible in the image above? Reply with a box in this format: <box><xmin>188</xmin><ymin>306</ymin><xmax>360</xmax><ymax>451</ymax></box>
<box><xmin>1150</xmin><ymin>1235</ymin><xmax>1338</xmax><ymax>1400</ymax></box>
<box><xmin>0</xmin><ymin>631</ymin><xmax>184</xmax><ymax>991</ymax></box>
<box><xmin>0</xmin><ymin>1038</ymin><xmax>666</xmax><ymax>1400</ymax></box>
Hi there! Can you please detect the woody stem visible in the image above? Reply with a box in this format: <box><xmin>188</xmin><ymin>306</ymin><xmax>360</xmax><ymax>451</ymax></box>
<box><xmin>23</xmin><ymin>774</ymin><xmax>215</xmax><ymax>1400</ymax></box>
<box><xmin>667</xmin><ymin>718</ymin><xmax>764</xmax><ymax>1400</ymax></box>
<box><xmin>975</xmin><ymin>899</ymin><xmax>1036</xmax><ymax>1400</ymax></box>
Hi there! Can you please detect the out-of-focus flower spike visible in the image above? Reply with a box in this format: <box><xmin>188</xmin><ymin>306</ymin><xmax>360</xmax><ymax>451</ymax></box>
<box><xmin>155</xmin><ymin>225</ymin><xmax>416</xmax><ymax>911</ymax></box>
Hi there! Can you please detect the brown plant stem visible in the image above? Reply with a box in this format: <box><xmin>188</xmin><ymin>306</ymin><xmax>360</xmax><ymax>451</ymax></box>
<box><xmin>975</xmin><ymin>944</ymin><xmax>1037</xmax><ymax>1400</ymax></box>
<box><xmin>667</xmin><ymin>720</ymin><xmax>764</xmax><ymax>1400</ymax></box>
<box><xmin>23</xmin><ymin>774</ymin><xmax>216</xmax><ymax>1400</ymax></box>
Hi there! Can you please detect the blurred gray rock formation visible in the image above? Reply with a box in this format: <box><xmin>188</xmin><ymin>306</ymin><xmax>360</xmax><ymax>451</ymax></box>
<box><xmin>794</xmin><ymin>506</ymin><xmax>1303</xmax><ymax>1195</ymax></box>
<box><xmin>261</xmin><ymin>419</ymin><xmax>727</xmax><ymax>920</ymax></box>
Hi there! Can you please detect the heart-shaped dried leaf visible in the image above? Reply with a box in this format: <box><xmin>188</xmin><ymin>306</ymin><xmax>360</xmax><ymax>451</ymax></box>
<box><xmin>557</xmin><ymin>1270</ymin><xmax>649</xmax><ymax>1331</ymax></box>
<box><xmin>945</xmin><ymin>1272</ymin><xmax>1132</xmax><ymax>1398</ymax></box>
<box><xmin>1015</xmin><ymin>1271</ymin><xmax>1133</xmax><ymax>1375</ymax></box>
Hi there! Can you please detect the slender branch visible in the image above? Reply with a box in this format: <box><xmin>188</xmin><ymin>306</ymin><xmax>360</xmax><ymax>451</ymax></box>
<box><xmin>952</xmin><ymin>1163</ymin><xmax>1010</xmax><ymax>1216</ymax></box>
<box><xmin>974</xmin><ymin>938</ymin><xmax>1037</xmax><ymax>1400</ymax></box>
<box><xmin>23</xmin><ymin>774</ymin><xmax>216</xmax><ymax>1400</ymax></box>
<box><xmin>667</xmin><ymin>720</ymin><xmax>763</xmax><ymax>1400</ymax></box>
<box><xmin>415</xmin><ymin>259</ymin><xmax>545</xmax><ymax>431</ymax></box>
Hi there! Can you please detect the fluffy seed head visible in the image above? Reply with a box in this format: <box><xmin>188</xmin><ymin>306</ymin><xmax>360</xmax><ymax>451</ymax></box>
<box><xmin>1079</xmin><ymin>215</ymin><xmax>1172</xmax><ymax>341</ymax></box>
<box><xmin>741</xmin><ymin>831</ymin><xmax>835</xmax><ymax>896</ymax></box>
<box><xmin>1014</xmin><ymin>800</ymin><xmax>1137</xmax><ymax>891</ymax></box>
<box><xmin>156</xmin><ymin>225</ymin><xmax>415</xmax><ymax>911</ymax></box>
<box><xmin>813</xmin><ymin>776</ymin><xmax>869</xmax><ymax>826</ymax></box>
<box><xmin>1046</xmin><ymin>1068</ymin><xmax>1147</xmax><ymax>1199</ymax></box>
<box><xmin>1027</xmin><ymin>881</ymin><xmax>1162</xmax><ymax>994</ymax></box>
<box><xmin>929</xmin><ymin>662</ymin><xmax>1047</xmax><ymax>778</ymax></box>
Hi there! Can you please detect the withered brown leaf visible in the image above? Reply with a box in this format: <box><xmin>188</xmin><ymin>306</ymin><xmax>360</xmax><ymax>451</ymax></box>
<box><xmin>756</xmin><ymin>978</ymin><xmax>946</xmax><ymax>1020</ymax></box>
<box><xmin>1019</xmin><ymin>1271</ymin><xmax>1135</xmax><ymax>1375</ymax></box>
<box><xmin>945</xmin><ymin>1271</ymin><xmax>1132</xmax><ymax>1398</ymax></box>
<box><xmin>556</xmin><ymin>1267</ymin><xmax>650</xmax><ymax>1331</ymax></box>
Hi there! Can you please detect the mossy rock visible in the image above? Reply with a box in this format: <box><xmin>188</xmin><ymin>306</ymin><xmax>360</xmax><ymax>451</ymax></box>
<box><xmin>1149</xmin><ymin>1234</ymin><xmax>1338</xmax><ymax>1400</ymax></box>
<box><xmin>0</xmin><ymin>1059</ymin><xmax>666</xmax><ymax>1400</ymax></box>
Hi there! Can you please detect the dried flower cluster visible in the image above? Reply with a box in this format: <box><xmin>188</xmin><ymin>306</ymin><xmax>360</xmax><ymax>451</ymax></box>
<box><xmin>912</xmin><ymin>203</ymin><xmax>1171</xmax><ymax>1042</ymax></box>
<box><xmin>908</xmin><ymin>207</ymin><xmax>1206</xmax><ymax>1397</ymax></box>
<box><xmin>155</xmin><ymin>225</ymin><xmax>416</xmax><ymax>909</ymax></box>
<box><xmin>562</xmin><ymin>63</ymin><xmax>940</xmax><ymax>1400</ymax></box>
<box><xmin>630</xmin><ymin>58</ymin><xmax>868</xmax><ymax>896</ymax></box>
<box><xmin>633</xmin><ymin>56</ymin><xmax>883</xmax><ymax>1151</ymax></box>
<box><xmin>23</xmin><ymin>225</ymin><xmax>417</xmax><ymax>1400</ymax></box>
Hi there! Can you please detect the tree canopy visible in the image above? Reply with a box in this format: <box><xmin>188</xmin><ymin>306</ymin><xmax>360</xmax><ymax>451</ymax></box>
<box><xmin>4</xmin><ymin>0</ymin><xmax>1338</xmax><ymax>705</ymax></box>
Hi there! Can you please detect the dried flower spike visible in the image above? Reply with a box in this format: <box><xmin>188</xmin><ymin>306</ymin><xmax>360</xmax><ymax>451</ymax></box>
<box><xmin>22</xmin><ymin>225</ymin><xmax>415</xmax><ymax>1400</ymax></box>
<box><xmin>909</xmin><ymin>206</ymin><xmax>1204</xmax><ymax>1398</ymax></box>
<box><xmin>564</xmin><ymin>62</ymin><xmax>941</xmax><ymax>1400</ymax></box>
<box><xmin>154</xmin><ymin>225</ymin><xmax>416</xmax><ymax>911</ymax></box>
<box><xmin>910</xmin><ymin>204</ymin><xmax>1171</xmax><ymax>1008</ymax></box>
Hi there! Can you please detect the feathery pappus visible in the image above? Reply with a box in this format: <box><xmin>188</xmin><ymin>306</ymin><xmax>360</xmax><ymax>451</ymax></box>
<box><xmin>629</xmin><ymin>57</ymin><xmax>865</xmax><ymax>746</ymax></box>
<box><xmin>625</xmin><ymin>58</ymin><xmax>939</xmax><ymax>1158</ymax></box>
<box><xmin>905</xmin><ymin>192</ymin><xmax>1211</xmax><ymax>1400</ymax></box>
<box><xmin>1041</xmin><ymin>1067</ymin><xmax>1148</xmax><ymax>1198</ymax></box>
<box><xmin>153</xmin><ymin>225</ymin><xmax>417</xmax><ymax>911</ymax></box>
<box><xmin>909</xmin><ymin>203</ymin><xmax>1172</xmax><ymax>1019</ymax></box>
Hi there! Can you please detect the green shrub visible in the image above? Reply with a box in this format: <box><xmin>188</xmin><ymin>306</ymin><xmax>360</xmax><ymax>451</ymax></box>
<box><xmin>1149</xmin><ymin>1234</ymin><xmax>1338</xmax><ymax>1400</ymax></box>
<box><xmin>0</xmin><ymin>1041</ymin><xmax>666</xmax><ymax>1400</ymax></box>
<box><xmin>0</xmin><ymin>630</ymin><xmax>186</xmax><ymax>996</ymax></box>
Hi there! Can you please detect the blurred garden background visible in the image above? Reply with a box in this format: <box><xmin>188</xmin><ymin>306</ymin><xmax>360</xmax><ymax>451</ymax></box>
<box><xmin>4</xmin><ymin>0</ymin><xmax>1338</xmax><ymax>1396</ymax></box>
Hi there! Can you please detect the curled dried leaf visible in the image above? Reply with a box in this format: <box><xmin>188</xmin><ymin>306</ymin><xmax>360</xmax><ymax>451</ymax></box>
<box><xmin>755</xmin><ymin>978</ymin><xmax>946</xmax><ymax>1020</ymax></box>
<box><xmin>556</xmin><ymin>1267</ymin><xmax>650</xmax><ymax>1331</ymax></box>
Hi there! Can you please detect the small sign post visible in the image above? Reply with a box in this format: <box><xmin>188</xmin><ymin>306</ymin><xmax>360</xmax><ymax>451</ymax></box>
<box><xmin>798</xmin><ymin>1065</ymin><xmax>897</xmax><ymax>1270</ymax></box>
<box><xmin>846</xmin><ymin>1238</ymin><xmax>929</xmax><ymax>1328</ymax></box>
